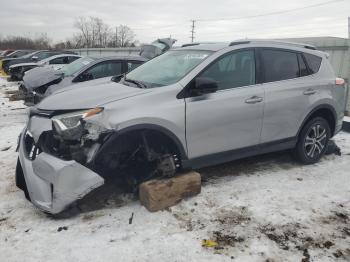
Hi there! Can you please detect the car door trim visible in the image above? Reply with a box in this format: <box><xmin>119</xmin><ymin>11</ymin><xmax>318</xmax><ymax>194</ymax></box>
<box><xmin>182</xmin><ymin>136</ymin><xmax>296</xmax><ymax>169</ymax></box>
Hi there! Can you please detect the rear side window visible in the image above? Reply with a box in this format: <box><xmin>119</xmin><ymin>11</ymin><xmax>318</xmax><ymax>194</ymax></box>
<box><xmin>68</xmin><ymin>56</ymin><xmax>80</xmax><ymax>63</ymax></box>
<box><xmin>49</xmin><ymin>57</ymin><xmax>68</xmax><ymax>64</ymax></box>
<box><xmin>298</xmin><ymin>54</ymin><xmax>308</xmax><ymax>77</ymax></box>
<box><xmin>260</xmin><ymin>49</ymin><xmax>299</xmax><ymax>82</ymax></box>
<box><xmin>303</xmin><ymin>53</ymin><xmax>322</xmax><ymax>74</ymax></box>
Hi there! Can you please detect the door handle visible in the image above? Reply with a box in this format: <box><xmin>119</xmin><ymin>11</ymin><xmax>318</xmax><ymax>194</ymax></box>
<box><xmin>303</xmin><ymin>89</ymin><xmax>316</xmax><ymax>95</ymax></box>
<box><xmin>245</xmin><ymin>96</ymin><xmax>263</xmax><ymax>104</ymax></box>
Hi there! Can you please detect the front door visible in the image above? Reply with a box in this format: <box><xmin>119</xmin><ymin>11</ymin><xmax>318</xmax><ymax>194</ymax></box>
<box><xmin>185</xmin><ymin>49</ymin><xmax>264</xmax><ymax>159</ymax></box>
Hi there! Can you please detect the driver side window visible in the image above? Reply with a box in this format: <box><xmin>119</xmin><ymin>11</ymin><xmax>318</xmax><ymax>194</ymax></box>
<box><xmin>84</xmin><ymin>61</ymin><xmax>122</xmax><ymax>80</ymax></box>
<box><xmin>200</xmin><ymin>50</ymin><xmax>256</xmax><ymax>90</ymax></box>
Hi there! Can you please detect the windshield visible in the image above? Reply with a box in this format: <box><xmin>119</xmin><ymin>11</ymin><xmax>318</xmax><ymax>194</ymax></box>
<box><xmin>126</xmin><ymin>50</ymin><xmax>212</xmax><ymax>87</ymax></box>
<box><xmin>61</xmin><ymin>57</ymin><xmax>94</xmax><ymax>76</ymax></box>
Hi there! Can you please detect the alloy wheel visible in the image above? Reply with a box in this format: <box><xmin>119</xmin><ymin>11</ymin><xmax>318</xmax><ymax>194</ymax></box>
<box><xmin>304</xmin><ymin>124</ymin><xmax>327</xmax><ymax>159</ymax></box>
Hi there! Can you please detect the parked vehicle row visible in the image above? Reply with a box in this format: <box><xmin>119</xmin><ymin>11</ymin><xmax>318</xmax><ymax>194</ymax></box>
<box><xmin>20</xmin><ymin>56</ymin><xmax>147</xmax><ymax>105</ymax></box>
<box><xmin>9</xmin><ymin>54</ymin><xmax>81</xmax><ymax>81</ymax></box>
<box><xmin>0</xmin><ymin>49</ymin><xmax>77</xmax><ymax>77</ymax></box>
<box><xmin>19</xmin><ymin>38</ymin><xmax>176</xmax><ymax>105</ymax></box>
<box><xmin>0</xmin><ymin>49</ymin><xmax>15</xmax><ymax>58</ymax></box>
<box><xmin>14</xmin><ymin>39</ymin><xmax>346</xmax><ymax>214</ymax></box>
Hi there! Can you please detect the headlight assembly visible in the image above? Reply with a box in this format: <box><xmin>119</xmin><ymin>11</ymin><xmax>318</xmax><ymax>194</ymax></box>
<box><xmin>52</xmin><ymin>107</ymin><xmax>103</xmax><ymax>140</ymax></box>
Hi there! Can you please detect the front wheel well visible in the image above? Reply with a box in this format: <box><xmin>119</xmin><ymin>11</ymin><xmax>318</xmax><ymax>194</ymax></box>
<box><xmin>300</xmin><ymin>107</ymin><xmax>336</xmax><ymax>137</ymax></box>
<box><xmin>91</xmin><ymin>128</ymin><xmax>185</xmax><ymax>179</ymax></box>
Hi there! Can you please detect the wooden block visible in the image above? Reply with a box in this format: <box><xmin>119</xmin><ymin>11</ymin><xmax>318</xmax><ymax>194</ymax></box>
<box><xmin>139</xmin><ymin>171</ymin><xmax>201</xmax><ymax>212</ymax></box>
<box><xmin>8</xmin><ymin>93</ymin><xmax>24</xmax><ymax>101</ymax></box>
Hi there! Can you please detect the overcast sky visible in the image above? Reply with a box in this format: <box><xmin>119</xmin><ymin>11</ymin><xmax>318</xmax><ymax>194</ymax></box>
<box><xmin>0</xmin><ymin>0</ymin><xmax>349</xmax><ymax>45</ymax></box>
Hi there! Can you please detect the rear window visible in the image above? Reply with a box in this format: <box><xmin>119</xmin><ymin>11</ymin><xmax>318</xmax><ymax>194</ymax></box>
<box><xmin>260</xmin><ymin>49</ymin><xmax>299</xmax><ymax>82</ymax></box>
<box><xmin>303</xmin><ymin>53</ymin><xmax>322</xmax><ymax>74</ymax></box>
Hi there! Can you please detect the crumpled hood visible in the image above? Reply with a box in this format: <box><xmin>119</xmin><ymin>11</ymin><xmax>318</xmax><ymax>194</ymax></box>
<box><xmin>46</xmin><ymin>76</ymin><xmax>112</xmax><ymax>96</ymax></box>
<box><xmin>23</xmin><ymin>67</ymin><xmax>63</xmax><ymax>92</ymax></box>
<box><xmin>37</xmin><ymin>82</ymin><xmax>151</xmax><ymax>110</ymax></box>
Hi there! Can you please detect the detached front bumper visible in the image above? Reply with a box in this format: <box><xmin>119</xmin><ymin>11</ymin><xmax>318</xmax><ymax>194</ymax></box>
<box><xmin>17</xmin><ymin>116</ymin><xmax>104</xmax><ymax>214</ymax></box>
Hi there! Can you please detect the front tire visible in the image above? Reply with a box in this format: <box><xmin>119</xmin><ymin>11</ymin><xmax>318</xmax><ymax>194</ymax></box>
<box><xmin>294</xmin><ymin>117</ymin><xmax>331</xmax><ymax>164</ymax></box>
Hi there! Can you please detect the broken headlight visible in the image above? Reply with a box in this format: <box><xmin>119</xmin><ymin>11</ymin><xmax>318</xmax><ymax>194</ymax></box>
<box><xmin>52</xmin><ymin>107</ymin><xmax>103</xmax><ymax>140</ymax></box>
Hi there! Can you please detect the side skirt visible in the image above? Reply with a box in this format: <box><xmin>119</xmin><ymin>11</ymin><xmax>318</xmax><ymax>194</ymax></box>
<box><xmin>182</xmin><ymin>137</ymin><xmax>297</xmax><ymax>170</ymax></box>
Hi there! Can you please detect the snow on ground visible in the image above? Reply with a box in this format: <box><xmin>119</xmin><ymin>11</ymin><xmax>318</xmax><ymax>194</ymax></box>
<box><xmin>0</xmin><ymin>76</ymin><xmax>349</xmax><ymax>262</ymax></box>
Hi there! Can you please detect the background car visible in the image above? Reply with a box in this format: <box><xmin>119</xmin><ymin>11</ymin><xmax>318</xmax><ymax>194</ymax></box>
<box><xmin>1</xmin><ymin>50</ymin><xmax>77</xmax><ymax>75</ymax></box>
<box><xmin>8</xmin><ymin>54</ymin><xmax>81</xmax><ymax>81</ymax></box>
<box><xmin>0</xmin><ymin>50</ymin><xmax>34</xmax><ymax>75</ymax></box>
<box><xmin>0</xmin><ymin>50</ymin><xmax>34</xmax><ymax>60</ymax></box>
<box><xmin>139</xmin><ymin>38</ymin><xmax>177</xmax><ymax>59</ymax></box>
<box><xmin>0</xmin><ymin>49</ymin><xmax>15</xmax><ymax>59</ymax></box>
<box><xmin>38</xmin><ymin>56</ymin><xmax>147</xmax><ymax>103</ymax></box>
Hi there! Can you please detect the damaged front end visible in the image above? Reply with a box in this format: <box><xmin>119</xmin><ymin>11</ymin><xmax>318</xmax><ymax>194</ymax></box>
<box><xmin>17</xmin><ymin>107</ymin><xmax>109</xmax><ymax>214</ymax></box>
<box><xmin>18</xmin><ymin>107</ymin><xmax>180</xmax><ymax>214</ymax></box>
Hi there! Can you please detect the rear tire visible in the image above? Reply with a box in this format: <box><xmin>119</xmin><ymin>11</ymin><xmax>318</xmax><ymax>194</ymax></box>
<box><xmin>294</xmin><ymin>117</ymin><xmax>331</xmax><ymax>164</ymax></box>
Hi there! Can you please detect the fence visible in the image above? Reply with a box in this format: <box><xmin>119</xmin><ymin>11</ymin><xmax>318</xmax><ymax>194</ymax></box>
<box><xmin>69</xmin><ymin>47</ymin><xmax>141</xmax><ymax>57</ymax></box>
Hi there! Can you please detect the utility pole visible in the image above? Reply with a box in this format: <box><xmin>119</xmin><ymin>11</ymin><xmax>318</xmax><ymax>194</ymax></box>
<box><xmin>190</xmin><ymin>20</ymin><xmax>196</xmax><ymax>43</ymax></box>
<box><xmin>348</xmin><ymin>16</ymin><xmax>350</xmax><ymax>39</ymax></box>
<box><xmin>115</xmin><ymin>27</ymin><xmax>118</xmax><ymax>47</ymax></box>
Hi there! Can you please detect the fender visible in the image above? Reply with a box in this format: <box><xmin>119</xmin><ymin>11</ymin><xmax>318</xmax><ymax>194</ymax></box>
<box><xmin>297</xmin><ymin>104</ymin><xmax>337</xmax><ymax>137</ymax></box>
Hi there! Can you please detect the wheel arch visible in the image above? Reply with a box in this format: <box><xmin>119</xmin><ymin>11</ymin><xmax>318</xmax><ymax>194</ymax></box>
<box><xmin>97</xmin><ymin>123</ymin><xmax>188</xmax><ymax>161</ymax></box>
<box><xmin>297</xmin><ymin>104</ymin><xmax>337</xmax><ymax>137</ymax></box>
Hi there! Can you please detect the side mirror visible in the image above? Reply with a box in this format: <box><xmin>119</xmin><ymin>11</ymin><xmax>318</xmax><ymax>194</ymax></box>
<box><xmin>76</xmin><ymin>72</ymin><xmax>92</xmax><ymax>82</ymax></box>
<box><xmin>111</xmin><ymin>74</ymin><xmax>124</xmax><ymax>83</ymax></box>
<box><xmin>190</xmin><ymin>77</ymin><xmax>218</xmax><ymax>96</ymax></box>
<box><xmin>32</xmin><ymin>56</ymin><xmax>39</xmax><ymax>61</ymax></box>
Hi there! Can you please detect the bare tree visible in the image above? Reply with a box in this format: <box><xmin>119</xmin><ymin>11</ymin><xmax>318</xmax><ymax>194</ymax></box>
<box><xmin>0</xmin><ymin>34</ymin><xmax>51</xmax><ymax>50</ymax></box>
<box><xmin>74</xmin><ymin>17</ymin><xmax>92</xmax><ymax>47</ymax></box>
<box><xmin>0</xmin><ymin>16</ymin><xmax>138</xmax><ymax>50</ymax></box>
<box><xmin>74</xmin><ymin>16</ymin><xmax>114</xmax><ymax>48</ymax></box>
<box><xmin>118</xmin><ymin>25</ymin><xmax>135</xmax><ymax>47</ymax></box>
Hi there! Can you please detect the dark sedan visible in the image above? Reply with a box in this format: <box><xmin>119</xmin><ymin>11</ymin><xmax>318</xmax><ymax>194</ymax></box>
<box><xmin>22</xmin><ymin>56</ymin><xmax>147</xmax><ymax>105</ymax></box>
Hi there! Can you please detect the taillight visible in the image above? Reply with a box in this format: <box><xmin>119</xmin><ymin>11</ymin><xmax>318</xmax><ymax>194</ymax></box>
<box><xmin>335</xmin><ymin>77</ymin><xmax>345</xmax><ymax>86</ymax></box>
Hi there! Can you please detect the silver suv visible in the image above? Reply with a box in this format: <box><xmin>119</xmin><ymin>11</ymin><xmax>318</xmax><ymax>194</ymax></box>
<box><xmin>16</xmin><ymin>40</ymin><xmax>346</xmax><ymax>214</ymax></box>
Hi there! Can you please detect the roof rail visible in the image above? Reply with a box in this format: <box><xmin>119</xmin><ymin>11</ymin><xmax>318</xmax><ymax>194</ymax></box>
<box><xmin>181</xmin><ymin>43</ymin><xmax>200</xmax><ymax>47</ymax></box>
<box><xmin>229</xmin><ymin>39</ymin><xmax>317</xmax><ymax>50</ymax></box>
<box><xmin>304</xmin><ymin>45</ymin><xmax>317</xmax><ymax>50</ymax></box>
<box><xmin>229</xmin><ymin>41</ymin><xmax>250</xmax><ymax>46</ymax></box>
<box><xmin>181</xmin><ymin>42</ymin><xmax>225</xmax><ymax>47</ymax></box>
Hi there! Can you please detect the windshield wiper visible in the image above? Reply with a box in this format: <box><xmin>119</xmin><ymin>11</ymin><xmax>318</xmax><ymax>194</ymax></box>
<box><xmin>123</xmin><ymin>77</ymin><xmax>148</xmax><ymax>89</ymax></box>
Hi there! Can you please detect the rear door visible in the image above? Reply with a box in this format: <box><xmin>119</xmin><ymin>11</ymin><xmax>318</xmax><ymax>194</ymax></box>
<box><xmin>185</xmin><ymin>49</ymin><xmax>265</xmax><ymax>159</ymax></box>
<box><xmin>258</xmin><ymin>48</ymin><xmax>318</xmax><ymax>143</ymax></box>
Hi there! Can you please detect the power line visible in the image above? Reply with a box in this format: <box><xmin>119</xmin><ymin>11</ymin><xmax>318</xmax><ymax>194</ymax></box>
<box><xmin>196</xmin><ymin>0</ymin><xmax>345</xmax><ymax>22</ymax></box>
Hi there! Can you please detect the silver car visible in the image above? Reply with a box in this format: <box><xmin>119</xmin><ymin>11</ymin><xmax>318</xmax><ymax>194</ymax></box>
<box><xmin>16</xmin><ymin>40</ymin><xmax>346</xmax><ymax>214</ymax></box>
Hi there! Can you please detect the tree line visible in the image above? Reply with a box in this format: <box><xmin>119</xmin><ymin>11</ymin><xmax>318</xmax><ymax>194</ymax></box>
<box><xmin>0</xmin><ymin>16</ymin><xmax>138</xmax><ymax>50</ymax></box>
